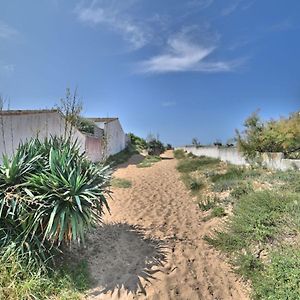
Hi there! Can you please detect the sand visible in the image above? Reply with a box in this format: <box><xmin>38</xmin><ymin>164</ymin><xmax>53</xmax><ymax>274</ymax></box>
<box><xmin>83</xmin><ymin>151</ymin><xmax>249</xmax><ymax>300</ymax></box>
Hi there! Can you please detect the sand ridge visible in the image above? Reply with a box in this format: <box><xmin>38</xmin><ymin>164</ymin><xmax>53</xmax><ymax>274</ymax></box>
<box><xmin>85</xmin><ymin>151</ymin><xmax>249</xmax><ymax>300</ymax></box>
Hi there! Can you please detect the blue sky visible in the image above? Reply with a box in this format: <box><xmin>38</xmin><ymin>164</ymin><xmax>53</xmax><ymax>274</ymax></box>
<box><xmin>0</xmin><ymin>0</ymin><xmax>299</xmax><ymax>146</ymax></box>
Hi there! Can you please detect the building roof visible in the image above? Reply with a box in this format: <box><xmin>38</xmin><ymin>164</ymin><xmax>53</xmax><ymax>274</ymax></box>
<box><xmin>0</xmin><ymin>109</ymin><xmax>59</xmax><ymax>116</ymax></box>
<box><xmin>87</xmin><ymin>117</ymin><xmax>118</xmax><ymax>123</ymax></box>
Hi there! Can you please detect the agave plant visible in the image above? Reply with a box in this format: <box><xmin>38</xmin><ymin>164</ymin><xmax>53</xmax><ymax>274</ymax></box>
<box><xmin>0</xmin><ymin>136</ymin><xmax>111</xmax><ymax>268</ymax></box>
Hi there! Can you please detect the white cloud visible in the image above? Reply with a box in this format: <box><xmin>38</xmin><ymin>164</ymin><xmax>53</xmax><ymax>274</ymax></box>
<box><xmin>137</xmin><ymin>31</ymin><xmax>244</xmax><ymax>74</ymax></box>
<box><xmin>75</xmin><ymin>1</ymin><xmax>150</xmax><ymax>49</ymax></box>
<box><xmin>0</xmin><ymin>21</ymin><xmax>17</xmax><ymax>39</ymax></box>
<box><xmin>269</xmin><ymin>19</ymin><xmax>293</xmax><ymax>32</ymax></box>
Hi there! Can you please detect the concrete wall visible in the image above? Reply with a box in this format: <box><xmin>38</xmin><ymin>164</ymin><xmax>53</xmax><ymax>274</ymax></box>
<box><xmin>0</xmin><ymin>111</ymin><xmax>104</xmax><ymax>162</ymax></box>
<box><xmin>94</xmin><ymin>119</ymin><xmax>126</xmax><ymax>157</ymax></box>
<box><xmin>180</xmin><ymin>146</ymin><xmax>300</xmax><ymax>171</ymax></box>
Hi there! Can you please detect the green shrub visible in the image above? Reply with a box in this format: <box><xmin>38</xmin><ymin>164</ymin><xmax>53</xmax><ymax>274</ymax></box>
<box><xmin>181</xmin><ymin>174</ymin><xmax>205</xmax><ymax>194</ymax></box>
<box><xmin>208</xmin><ymin>191</ymin><xmax>300</xmax><ymax>253</ymax></box>
<box><xmin>211</xmin><ymin>206</ymin><xmax>226</xmax><ymax>218</ymax></box>
<box><xmin>147</xmin><ymin>140</ymin><xmax>165</xmax><ymax>156</ymax></box>
<box><xmin>235</xmin><ymin>252</ymin><xmax>263</xmax><ymax>281</ymax></box>
<box><xmin>212</xmin><ymin>179</ymin><xmax>241</xmax><ymax>192</ymax></box>
<box><xmin>128</xmin><ymin>133</ymin><xmax>147</xmax><ymax>152</ymax></box>
<box><xmin>0</xmin><ymin>253</ymin><xmax>89</xmax><ymax>300</ymax></box>
<box><xmin>176</xmin><ymin>156</ymin><xmax>220</xmax><ymax>173</ymax></box>
<box><xmin>0</xmin><ymin>137</ymin><xmax>111</xmax><ymax>268</ymax></box>
<box><xmin>173</xmin><ymin>149</ymin><xmax>185</xmax><ymax>159</ymax></box>
<box><xmin>253</xmin><ymin>248</ymin><xmax>300</xmax><ymax>300</ymax></box>
<box><xmin>198</xmin><ymin>195</ymin><xmax>218</xmax><ymax>211</ymax></box>
<box><xmin>230</xmin><ymin>181</ymin><xmax>254</xmax><ymax>199</ymax></box>
<box><xmin>210</xmin><ymin>166</ymin><xmax>245</xmax><ymax>183</ymax></box>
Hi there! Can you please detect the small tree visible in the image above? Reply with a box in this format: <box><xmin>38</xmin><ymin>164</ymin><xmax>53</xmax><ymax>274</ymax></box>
<box><xmin>236</xmin><ymin>110</ymin><xmax>300</xmax><ymax>159</ymax></box>
<box><xmin>56</xmin><ymin>88</ymin><xmax>83</xmax><ymax>139</ymax></box>
<box><xmin>192</xmin><ymin>138</ymin><xmax>200</xmax><ymax>147</ymax></box>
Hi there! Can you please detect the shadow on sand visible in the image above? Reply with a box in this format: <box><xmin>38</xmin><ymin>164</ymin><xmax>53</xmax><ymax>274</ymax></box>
<box><xmin>115</xmin><ymin>154</ymin><xmax>145</xmax><ymax>169</ymax></box>
<box><xmin>81</xmin><ymin>223</ymin><xmax>168</xmax><ymax>297</ymax></box>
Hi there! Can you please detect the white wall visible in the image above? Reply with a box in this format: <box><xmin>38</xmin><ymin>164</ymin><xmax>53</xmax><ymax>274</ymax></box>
<box><xmin>94</xmin><ymin>119</ymin><xmax>126</xmax><ymax>157</ymax></box>
<box><xmin>180</xmin><ymin>146</ymin><xmax>300</xmax><ymax>171</ymax></box>
<box><xmin>0</xmin><ymin>111</ymin><xmax>86</xmax><ymax>159</ymax></box>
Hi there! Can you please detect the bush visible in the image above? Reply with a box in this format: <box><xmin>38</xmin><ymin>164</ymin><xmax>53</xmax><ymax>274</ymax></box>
<box><xmin>173</xmin><ymin>149</ymin><xmax>185</xmax><ymax>159</ymax></box>
<box><xmin>208</xmin><ymin>191</ymin><xmax>300</xmax><ymax>252</ymax></box>
<box><xmin>230</xmin><ymin>181</ymin><xmax>254</xmax><ymax>199</ymax></box>
<box><xmin>176</xmin><ymin>156</ymin><xmax>220</xmax><ymax>173</ymax></box>
<box><xmin>253</xmin><ymin>248</ymin><xmax>300</xmax><ymax>300</ymax></box>
<box><xmin>236</xmin><ymin>110</ymin><xmax>300</xmax><ymax>159</ymax></box>
<box><xmin>128</xmin><ymin>133</ymin><xmax>147</xmax><ymax>152</ymax></box>
<box><xmin>147</xmin><ymin>140</ymin><xmax>165</xmax><ymax>156</ymax></box>
<box><xmin>198</xmin><ymin>195</ymin><xmax>218</xmax><ymax>211</ymax></box>
<box><xmin>211</xmin><ymin>206</ymin><xmax>226</xmax><ymax>218</ymax></box>
<box><xmin>181</xmin><ymin>174</ymin><xmax>205</xmax><ymax>194</ymax></box>
<box><xmin>0</xmin><ymin>137</ymin><xmax>111</xmax><ymax>268</ymax></box>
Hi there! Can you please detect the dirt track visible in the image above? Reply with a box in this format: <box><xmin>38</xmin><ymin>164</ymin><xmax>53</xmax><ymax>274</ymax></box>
<box><xmin>85</xmin><ymin>151</ymin><xmax>249</xmax><ymax>300</ymax></box>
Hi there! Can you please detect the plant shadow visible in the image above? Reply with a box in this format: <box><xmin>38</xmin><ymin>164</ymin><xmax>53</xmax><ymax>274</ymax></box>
<box><xmin>77</xmin><ymin>222</ymin><xmax>168</xmax><ymax>297</ymax></box>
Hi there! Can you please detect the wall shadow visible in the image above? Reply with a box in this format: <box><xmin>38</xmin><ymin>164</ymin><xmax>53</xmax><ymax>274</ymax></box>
<box><xmin>115</xmin><ymin>154</ymin><xmax>145</xmax><ymax>169</ymax></box>
<box><xmin>79</xmin><ymin>222</ymin><xmax>168</xmax><ymax>297</ymax></box>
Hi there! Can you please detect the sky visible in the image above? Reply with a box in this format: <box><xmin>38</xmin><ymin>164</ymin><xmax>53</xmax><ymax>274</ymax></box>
<box><xmin>0</xmin><ymin>0</ymin><xmax>299</xmax><ymax>146</ymax></box>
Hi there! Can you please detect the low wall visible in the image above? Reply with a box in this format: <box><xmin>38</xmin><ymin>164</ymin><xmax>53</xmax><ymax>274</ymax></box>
<box><xmin>179</xmin><ymin>146</ymin><xmax>300</xmax><ymax>171</ymax></box>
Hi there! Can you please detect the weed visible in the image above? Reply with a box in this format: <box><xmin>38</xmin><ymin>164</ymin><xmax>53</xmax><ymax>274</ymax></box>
<box><xmin>211</xmin><ymin>206</ymin><xmax>226</xmax><ymax>218</ymax></box>
<box><xmin>177</xmin><ymin>156</ymin><xmax>220</xmax><ymax>173</ymax></box>
<box><xmin>173</xmin><ymin>149</ymin><xmax>186</xmax><ymax>159</ymax></box>
<box><xmin>230</xmin><ymin>181</ymin><xmax>254</xmax><ymax>199</ymax></box>
<box><xmin>137</xmin><ymin>155</ymin><xmax>161</xmax><ymax>168</ymax></box>
<box><xmin>111</xmin><ymin>177</ymin><xmax>132</xmax><ymax>188</ymax></box>
<box><xmin>198</xmin><ymin>195</ymin><xmax>218</xmax><ymax>211</ymax></box>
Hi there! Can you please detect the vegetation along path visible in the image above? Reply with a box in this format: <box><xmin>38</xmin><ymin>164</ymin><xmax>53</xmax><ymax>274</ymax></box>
<box><xmin>84</xmin><ymin>151</ymin><xmax>249</xmax><ymax>299</ymax></box>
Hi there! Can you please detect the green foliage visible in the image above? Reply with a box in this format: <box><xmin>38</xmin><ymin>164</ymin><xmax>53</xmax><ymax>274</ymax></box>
<box><xmin>176</xmin><ymin>156</ymin><xmax>220</xmax><ymax>173</ymax></box>
<box><xmin>211</xmin><ymin>206</ymin><xmax>226</xmax><ymax>218</ymax></box>
<box><xmin>111</xmin><ymin>177</ymin><xmax>132</xmax><ymax>188</ymax></box>
<box><xmin>137</xmin><ymin>155</ymin><xmax>161</xmax><ymax>168</ymax></box>
<box><xmin>235</xmin><ymin>252</ymin><xmax>263</xmax><ymax>281</ymax></box>
<box><xmin>230</xmin><ymin>181</ymin><xmax>254</xmax><ymax>199</ymax></box>
<box><xmin>253</xmin><ymin>248</ymin><xmax>300</xmax><ymax>300</ymax></box>
<box><xmin>0</xmin><ymin>254</ymin><xmax>89</xmax><ymax>300</ymax></box>
<box><xmin>0</xmin><ymin>136</ymin><xmax>111</xmax><ymax>268</ymax></box>
<box><xmin>173</xmin><ymin>149</ymin><xmax>186</xmax><ymax>159</ymax></box>
<box><xmin>181</xmin><ymin>174</ymin><xmax>205</xmax><ymax>194</ymax></box>
<box><xmin>236</xmin><ymin>110</ymin><xmax>300</xmax><ymax>159</ymax></box>
<box><xmin>198</xmin><ymin>195</ymin><xmax>218</xmax><ymax>211</ymax></box>
<box><xmin>147</xmin><ymin>139</ymin><xmax>165</xmax><ymax>156</ymax></box>
<box><xmin>128</xmin><ymin>133</ymin><xmax>147</xmax><ymax>152</ymax></box>
<box><xmin>210</xmin><ymin>166</ymin><xmax>245</xmax><ymax>183</ymax></box>
<box><xmin>77</xmin><ymin>117</ymin><xmax>95</xmax><ymax>135</ymax></box>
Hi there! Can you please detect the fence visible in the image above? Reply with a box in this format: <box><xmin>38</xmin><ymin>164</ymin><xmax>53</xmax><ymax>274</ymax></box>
<box><xmin>179</xmin><ymin>146</ymin><xmax>300</xmax><ymax>171</ymax></box>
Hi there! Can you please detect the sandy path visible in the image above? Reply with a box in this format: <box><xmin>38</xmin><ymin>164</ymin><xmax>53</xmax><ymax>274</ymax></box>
<box><xmin>84</xmin><ymin>151</ymin><xmax>249</xmax><ymax>300</ymax></box>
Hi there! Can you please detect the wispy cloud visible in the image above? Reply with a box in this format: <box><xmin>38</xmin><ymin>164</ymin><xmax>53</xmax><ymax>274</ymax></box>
<box><xmin>0</xmin><ymin>63</ymin><xmax>15</xmax><ymax>76</ymax></box>
<box><xmin>187</xmin><ymin>0</ymin><xmax>214</xmax><ymax>9</ymax></box>
<box><xmin>221</xmin><ymin>0</ymin><xmax>254</xmax><ymax>16</ymax></box>
<box><xmin>137</xmin><ymin>29</ymin><xmax>245</xmax><ymax>74</ymax></box>
<box><xmin>269</xmin><ymin>19</ymin><xmax>293</xmax><ymax>32</ymax></box>
<box><xmin>162</xmin><ymin>101</ymin><xmax>176</xmax><ymax>107</ymax></box>
<box><xmin>0</xmin><ymin>21</ymin><xmax>17</xmax><ymax>39</ymax></box>
<box><xmin>75</xmin><ymin>1</ymin><xmax>150</xmax><ymax>50</ymax></box>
